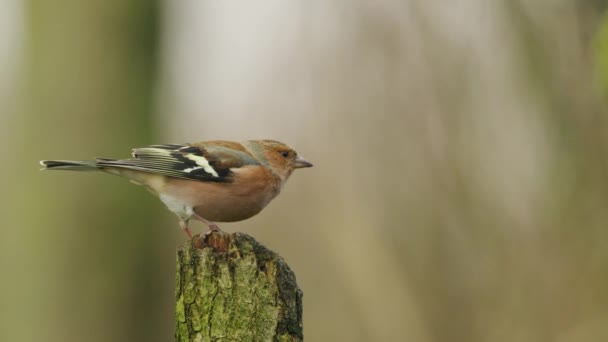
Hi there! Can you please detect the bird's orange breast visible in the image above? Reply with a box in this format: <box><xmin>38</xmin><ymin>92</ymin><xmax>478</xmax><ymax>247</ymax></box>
<box><xmin>163</xmin><ymin>165</ymin><xmax>282</xmax><ymax>222</ymax></box>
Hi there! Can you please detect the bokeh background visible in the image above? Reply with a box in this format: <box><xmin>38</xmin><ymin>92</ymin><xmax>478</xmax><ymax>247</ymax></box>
<box><xmin>2</xmin><ymin>1</ymin><xmax>608</xmax><ymax>341</ymax></box>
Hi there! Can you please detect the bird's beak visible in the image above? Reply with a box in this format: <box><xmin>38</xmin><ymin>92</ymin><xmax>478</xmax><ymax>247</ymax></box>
<box><xmin>294</xmin><ymin>155</ymin><xmax>313</xmax><ymax>168</ymax></box>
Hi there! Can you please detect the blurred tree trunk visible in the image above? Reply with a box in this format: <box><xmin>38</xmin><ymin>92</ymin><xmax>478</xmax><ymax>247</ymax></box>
<box><xmin>175</xmin><ymin>232</ymin><xmax>303</xmax><ymax>342</ymax></box>
<box><xmin>4</xmin><ymin>1</ymin><xmax>164</xmax><ymax>341</ymax></box>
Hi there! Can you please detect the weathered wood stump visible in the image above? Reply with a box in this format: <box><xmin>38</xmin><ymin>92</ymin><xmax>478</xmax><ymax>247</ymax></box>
<box><xmin>175</xmin><ymin>231</ymin><xmax>303</xmax><ymax>342</ymax></box>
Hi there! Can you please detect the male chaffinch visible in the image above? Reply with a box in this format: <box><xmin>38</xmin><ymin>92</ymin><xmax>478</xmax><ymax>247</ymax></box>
<box><xmin>40</xmin><ymin>140</ymin><xmax>313</xmax><ymax>238</ymax></box>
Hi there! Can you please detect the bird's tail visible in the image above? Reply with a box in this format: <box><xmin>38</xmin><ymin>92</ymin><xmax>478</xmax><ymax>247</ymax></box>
<box><xmin>39</xmin><ymin>160</ymin><xmax>101</xmax><ymax>171</ymax></box>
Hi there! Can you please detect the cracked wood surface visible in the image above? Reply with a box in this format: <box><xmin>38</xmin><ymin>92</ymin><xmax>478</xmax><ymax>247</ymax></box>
<box><xmin>175</xmin><ymin>231</ymin><xmax>303</xmax><ymax>342</ymax></box>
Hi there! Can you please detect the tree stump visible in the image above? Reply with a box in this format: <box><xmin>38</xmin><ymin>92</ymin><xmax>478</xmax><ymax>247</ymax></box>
<box><xmin>175</xmin><ymin>231</ymin><xmax>303</xmax><ymax>342</ymax></box>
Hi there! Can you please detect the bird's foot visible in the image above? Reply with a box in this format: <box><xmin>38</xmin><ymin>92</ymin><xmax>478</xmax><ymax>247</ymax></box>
<box><xmin>185</xmin><ymin>228</ymin><xmax>193</xmax><ymax>239</ymax></box>
<box><xmin>195</xmin><ymin>226</ymin><xmax>231</xmax><ymax>252</ymax></box>
<box><xmin>193</xmin><ymin>213</ymin><xmax>222</xmax><ymax>234</ymax></box>
<box><xmin>179</xmin><ymin>221</ymin><xmax>194</xmax><ymax>239</ymax></box>
<box><xmin>207</xmin><ymin>223</ymin><xmax>222</xmax><ymax>233</ymax></box>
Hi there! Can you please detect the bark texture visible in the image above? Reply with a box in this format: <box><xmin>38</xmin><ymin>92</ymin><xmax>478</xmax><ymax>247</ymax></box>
<box><xmin>175</xmin><ymin>231</ymin><xmax>303</xmax><ymax>342</ymax></box>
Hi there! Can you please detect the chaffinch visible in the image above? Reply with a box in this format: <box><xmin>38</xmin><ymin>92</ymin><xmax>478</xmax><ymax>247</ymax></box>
<box><xmin>40</xmin><ymin>140</ymin><xmax>313</xmax><ymax>238</ymax></box>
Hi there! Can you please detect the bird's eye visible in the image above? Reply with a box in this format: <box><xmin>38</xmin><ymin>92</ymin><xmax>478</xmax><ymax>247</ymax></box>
<box><xmin>280</xmin><ymin>151</ymin><xmax>289</xmax><ymax>158</ymax></box>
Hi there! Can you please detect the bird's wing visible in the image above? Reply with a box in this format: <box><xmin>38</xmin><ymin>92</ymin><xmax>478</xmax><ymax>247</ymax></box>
<box><xmin>96</xmin><ymin>142</ymin><xmax>259</xmax><ymax>182</ymax></box>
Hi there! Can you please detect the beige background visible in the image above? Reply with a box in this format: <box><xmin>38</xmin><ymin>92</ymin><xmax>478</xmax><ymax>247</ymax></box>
<box><xmin>2</xmin><ymin>1</ymin><xmax>608</xmax><ymax>341</ymax></box>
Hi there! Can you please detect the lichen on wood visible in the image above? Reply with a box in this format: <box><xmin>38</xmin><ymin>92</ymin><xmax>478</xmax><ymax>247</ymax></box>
<box><xmin>175</xmin><ymin>231</ymin><xmax>303</xmax><ymax>342</ymax></box>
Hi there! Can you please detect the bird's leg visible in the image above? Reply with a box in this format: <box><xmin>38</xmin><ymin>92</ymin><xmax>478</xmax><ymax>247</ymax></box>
<box><xmin>179</xmin><ymin>220</ymin><xmax>193</xmax><ymax>239</ymax></box>
<box><xmin>193</xmin><ymin>212</ymin><xmax>222</xmax><ymax>232</ymax></box>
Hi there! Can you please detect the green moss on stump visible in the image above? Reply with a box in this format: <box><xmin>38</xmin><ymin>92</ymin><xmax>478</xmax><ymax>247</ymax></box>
<box><xmin>175</xmin><ymin>231</ymin><xmax>303</xmax><ymax>342</ymax></box>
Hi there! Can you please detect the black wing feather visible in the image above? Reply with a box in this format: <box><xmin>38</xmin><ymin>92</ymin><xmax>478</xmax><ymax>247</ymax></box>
<box><xmin>97</xmin><ymin>144</ymin><xmax>233</xmax><ymax>182</ymax></box>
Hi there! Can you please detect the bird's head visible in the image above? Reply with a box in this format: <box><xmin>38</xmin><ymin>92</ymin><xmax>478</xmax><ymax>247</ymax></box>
<box><xmin>248</xmin><ymin>140</ymin><xmax>313</xmax><ymax>182</ymax></box>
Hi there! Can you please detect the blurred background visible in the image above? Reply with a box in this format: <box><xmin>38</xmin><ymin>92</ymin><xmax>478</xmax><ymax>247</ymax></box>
<box><xmin>2</xmin><ymin>0</ymin><xmax>608</xmax><ymax>341</ymax></box>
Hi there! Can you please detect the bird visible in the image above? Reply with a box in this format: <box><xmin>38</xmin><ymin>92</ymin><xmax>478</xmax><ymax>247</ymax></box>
<box><xmin>40</xmin><ymin>140</ymin><xmax>313</xmax><ymax>238</ymax></box>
